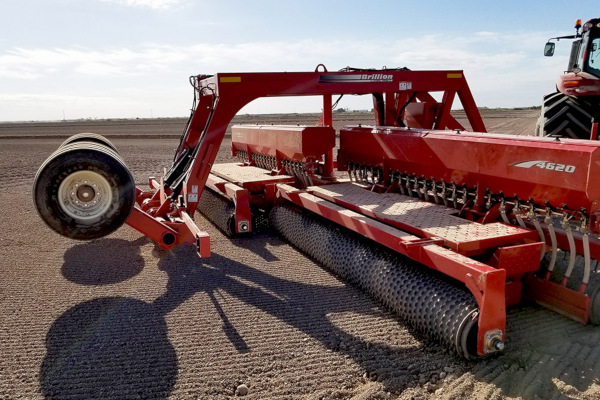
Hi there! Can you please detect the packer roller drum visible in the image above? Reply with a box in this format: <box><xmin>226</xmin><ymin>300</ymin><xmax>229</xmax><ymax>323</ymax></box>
<box><xmin>197</xmin><ymin>187</ymin><xmax>236</xmax><ymax>236</ymax></box>
<box><xmin>269</xmin><ymin>204</ymin><xmax>482</xmax><ymax>359</ymax></box>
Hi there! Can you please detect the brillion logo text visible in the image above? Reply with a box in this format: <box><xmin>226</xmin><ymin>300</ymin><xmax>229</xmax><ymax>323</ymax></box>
<box><xmin>361</xmin><ymin>74</ymin><xmax>393</xmax><ymax>81</ymax></box>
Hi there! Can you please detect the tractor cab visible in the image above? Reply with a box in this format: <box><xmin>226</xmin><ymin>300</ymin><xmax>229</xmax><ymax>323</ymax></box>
<box><xmin>584</xmin><ymin>20</ymin><xmax>600</xmax><ymax>77</ymax></box>
<box><xmin>545</xmin><ymin>18</ymin><xmax>600</xmax><ymax>80</ymax></box>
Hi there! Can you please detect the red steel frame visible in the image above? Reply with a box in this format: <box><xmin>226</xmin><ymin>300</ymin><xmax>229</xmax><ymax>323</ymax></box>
<box><xmin>126</xmin><ymin>67</ymin><xmax>485</xmax><ymax>257</ymax></box>
<box><xmin>124</xmin><ymin>66</ymin><xmax>510</xmax><ymax>356</ymax></box>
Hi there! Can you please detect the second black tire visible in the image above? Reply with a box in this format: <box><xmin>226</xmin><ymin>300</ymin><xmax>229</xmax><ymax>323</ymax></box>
<box><xmin>536</xmin><ymin>92</ymin><xmax>600</xmax><ymax>139</ymax></box>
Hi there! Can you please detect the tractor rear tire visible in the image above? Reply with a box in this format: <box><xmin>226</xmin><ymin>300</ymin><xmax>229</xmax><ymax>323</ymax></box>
<box><xmin>33</xmin><ymin>142</ymin><xmax>135</xmax><ymax>240</ymax></box>
<box><xmin>536</xmin><ymin>92</ymin><xmax>599</xmax><ymax>139</ymax></box>
<box><xmin>59</xmin><ymin>133</ymin><xmax>119</xmax><ymax>153</ymax></box>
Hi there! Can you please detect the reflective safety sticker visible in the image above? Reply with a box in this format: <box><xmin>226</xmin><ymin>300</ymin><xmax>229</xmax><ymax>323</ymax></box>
<box><xmin>220</xmin><ymin>76</ymin><xmax>241</xmax><ymax>83</ymax></box>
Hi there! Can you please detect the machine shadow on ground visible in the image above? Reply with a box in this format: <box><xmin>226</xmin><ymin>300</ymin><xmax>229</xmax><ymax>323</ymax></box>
<box><xmin>154</xmin><ymin>243</ymin><xmax>444</xmax><ymax>393</ymax></box>
<box><xmin>41</xmin><ymin>232</ymin><xmax>600</xmax><ymax>399</ymax></box>
<box><xmin>42</xmin><ymin>237</ymin><xmax>178</xmax><ymax>399</ymax></box>
<box><xmin>40</xmin><ymin>296</ymin><xmax>178</xmax><ymax>399</ymax></box>
<box><xmin>41</xmin><ymin>236</ymin><xmax>446</xmax><ymax>398</ymax></box>
<box><xmin>61</xmin><ymin>237</ymin><xmax>149</xmax><ymax>285</ymax></box>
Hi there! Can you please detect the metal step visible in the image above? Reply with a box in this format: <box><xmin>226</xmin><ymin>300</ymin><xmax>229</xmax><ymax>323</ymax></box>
<box><xmin>211</xmin><ymin>163</ymin><xmax>295</xmax><ymax>190</ymax></box>
<box><xmin>308</xmin><ymin>183</ymin><xmax>537</xmax><ymax>255</ymax></box>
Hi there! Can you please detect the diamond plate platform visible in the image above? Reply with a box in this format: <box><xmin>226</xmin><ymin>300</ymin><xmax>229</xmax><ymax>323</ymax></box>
<box><xmin>211</xmin><ymin>163</ymin><xmax>296</xmax><ymax>189</ymax></box>
<box><xmin>308</xmin><ymin>183</ymin><xmax>538</xmax><ymax>255</ymax></box>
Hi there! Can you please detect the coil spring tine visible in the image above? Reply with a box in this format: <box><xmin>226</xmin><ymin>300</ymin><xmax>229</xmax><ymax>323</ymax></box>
<box><xmin>515</xmin><ymin>205</ymin><xmax>527</xmax><ymax>228</ymax></box>
<box><xmin>307</xmin><ymin>171</ymin><xmax>314</xmax><ymax>187</ymax></box>
<box><xmin>301</xmin><ymin>168</ymin><xmax>309</xmax><ymax>189</ymax></box>
<box><xmin>451</xmin><ymin>183</ymin><xmax>457</xmax><ymax>209</ymax></box>
<box><xmin>581</xmin><ymin>231</ymin><xmax>591</xmax><ymax>293</ymax></box>
<box><xmin>544</xmin><ymin>213</ymin><xmax>558</xmax><ymax>279</ymax></box>
<box><xmin>499</xmin><ymin>200</ymin><xmax>511</xmax><ymax>224</ymax></box>
<box><xmin>515</xmin><ymin>215</ymin><xmax>526</xmax><ymax>228</ymax></box>
<box><xmin>531</xmin><ymin>217</ymin><xmax>546</xmax><ymax>261</ymax></box>
<box><xmin>433</xmin><ymin>181</ymin><xmax>441</xmax><ymax>205</ymax></box>
<box><xmin>292</xmin><ymin>164</ymin><xmax>299</xmax><ymax>186</ymax></box>
<box><xmin>560</xmin><ymin>219</ymin><xmax>577</xmax><ymax>287</ymax></box>
<box><xmin>413</xmin><ymin>176</ymin><xmax>419</xmax><ymax>198</ymax></box>
<box><xmin>301</xmin><ymin>164</ymin><xmax>310</xmax><ymax>189</ymax></box>
<box><xmin>441</xmin><ymin>182</ymin><xmax>448</xmax><ymax>207</ymax></box>
<box><xmin>423</xmin><ymin>179</ymin><xmax>429</xmax><ymax>201</ymax></box>
<box><xmin>399</xmin><ymin>175</ymin><xmax>406</xmax><ymax>195</ymax></box>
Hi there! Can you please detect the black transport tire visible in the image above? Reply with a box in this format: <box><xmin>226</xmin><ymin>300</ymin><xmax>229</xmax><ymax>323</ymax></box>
<box><xmin>33</xmin><ymin>142</ymin><xmax>135</xmax><ymax>240</ymax></box>
<box><xmin>536</xmin><ymin>92</ymin><xmax>600</xmax><ymax>139</ymax></box>
<box><xmin>59</xmin><ymin>133</ymin><xmax>119</xmax><ymax>153</ymax></box>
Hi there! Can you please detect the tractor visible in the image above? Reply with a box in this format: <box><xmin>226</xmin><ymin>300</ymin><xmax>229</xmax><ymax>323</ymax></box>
<box><xmin>537</xmin><ymin>18</ymin><xmax>600</xmax><ymax>139</ymax></box>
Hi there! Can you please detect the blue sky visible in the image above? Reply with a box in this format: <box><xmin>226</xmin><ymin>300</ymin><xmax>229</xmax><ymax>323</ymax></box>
<box><xmin>0</xmin><ymin>0</ymin><xmax>597</xmax><ymax>121</ymax></box>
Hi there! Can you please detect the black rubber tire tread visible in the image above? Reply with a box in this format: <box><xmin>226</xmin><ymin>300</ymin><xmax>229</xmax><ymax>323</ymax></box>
<box><xmin>59</xmin><ymin>133</ymin><xmax>119</xmax><ymax>153</ymax></box>
<box><xmin>197</xmin><ymin>187</ymin><xmax>235</xmax><ymax>236</ymax></box>
<box><xmin>536</xmin><ymin>92</ymin><xmax>600</xmax><ymax>139</ymax></box>
<box><xmin>269</xmin><ymin>204</ymin><xmax>481</xmax><ymax>359</ymax></box>
<box><xmin>540</xmin><ymin>251</ymin><xmax>600</xmax><ymax>325</ymax></box>
<box><xmin>33</xmin><ymin>142</ymin><xmax>135</xmax><ymax>240</ymax></box>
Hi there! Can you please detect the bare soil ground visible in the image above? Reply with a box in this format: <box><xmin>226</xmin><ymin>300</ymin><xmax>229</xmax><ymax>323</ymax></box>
<box><xmin>2</xmin><ymin>109</ymin><xmax>600</xmax><ymax>400</ymax></box>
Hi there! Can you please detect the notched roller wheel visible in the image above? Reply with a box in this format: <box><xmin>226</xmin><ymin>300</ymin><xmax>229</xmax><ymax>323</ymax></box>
<box><xmin>33</xmin><ymin>141</ymin><xmax>135</xmax><ymax>240</ymax></box>
<box><xmin>59</xmin><ymin>132</ymin><xmax>119</xmax><ymax>153</ymax></box>
<box><xmin>269</xmin><ymin>204</ymin><xmax>482</xmax><ymax>359</ymax></box>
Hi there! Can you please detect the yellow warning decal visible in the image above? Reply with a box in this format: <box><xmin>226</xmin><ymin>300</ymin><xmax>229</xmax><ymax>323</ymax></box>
<box><xmin>220</xmin><ymin>76</ymin><xmax>241</xmax><ymax>83</ymax></box>
<box><xmin>447</xmin><ymin>73</ymin><xmax>463</xmax><ymax>79</ymax></box>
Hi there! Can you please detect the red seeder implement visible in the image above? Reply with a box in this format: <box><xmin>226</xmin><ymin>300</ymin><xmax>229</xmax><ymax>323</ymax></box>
<box><xmin>33</xmin><ymin>65</ymin><xmax>600</xmax><ymax>359</ymax></box>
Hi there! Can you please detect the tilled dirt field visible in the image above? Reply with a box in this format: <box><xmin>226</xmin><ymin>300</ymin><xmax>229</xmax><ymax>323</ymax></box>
<box><xmin>2</xmin><ymin>110</ymin><xmax>600</xmax><ymax>399</ymax></box>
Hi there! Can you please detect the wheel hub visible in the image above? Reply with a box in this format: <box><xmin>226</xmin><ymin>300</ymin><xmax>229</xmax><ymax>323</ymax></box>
<box><xmin>76</xmin><ymin>185</ymin><xmax>95</xmax><ymax>202</ymax></box>
<box><xmin>58</xmin><ymin>170</ymin><xmax>113</xmax><ymax>221</ymax></box>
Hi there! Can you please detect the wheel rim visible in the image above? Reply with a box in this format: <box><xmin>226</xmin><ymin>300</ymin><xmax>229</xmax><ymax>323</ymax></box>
<box><xmin>58</xmin><ymin>170</ymin><xmax>113</xmax><ymax>221</ymax></box>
